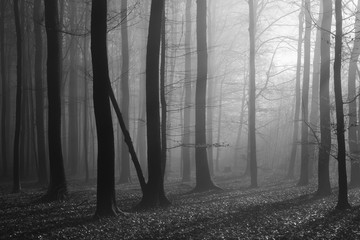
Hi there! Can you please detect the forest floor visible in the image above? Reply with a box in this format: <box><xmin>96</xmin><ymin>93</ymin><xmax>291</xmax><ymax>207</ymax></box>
<box><xmin>1</xmin><ymin>174</ymin><xmax>360</xmax><ymax>239</ymax></box>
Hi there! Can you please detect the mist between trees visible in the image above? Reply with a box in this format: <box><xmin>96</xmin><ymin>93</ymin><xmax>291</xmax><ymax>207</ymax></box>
<box><xmin>0</xmin><ymin>0</ymin><xmax>359</xmax><ymax>215</ymax></box>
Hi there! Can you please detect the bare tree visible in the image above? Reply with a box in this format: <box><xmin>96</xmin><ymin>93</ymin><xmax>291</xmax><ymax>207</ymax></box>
<box><xmin>248</xmin><ymin>0</ymin><xmax>257</xmax><ymax>188</ymax></box>
<box><xmin>12</xmin><ymin>0</ymin><xmax>22</xmax><ymax>193</ymax></box>
<box><xmin>317</xmin><ymin>0</ymin><xmax>332</xmax><ymax>196</ymax></box>
<box><xmin>298</xmin><ymin>0</ymin><xmax>311</xmax><ymax>186</ymax></box>
<box><xmin>334</xmin><ymin>0</ymin><xmax>351</xmax><ymax>210</ymax></box>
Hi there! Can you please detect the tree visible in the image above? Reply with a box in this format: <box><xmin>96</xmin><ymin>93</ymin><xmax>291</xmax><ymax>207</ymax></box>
<box><xmin>33</xmin><ymin>0</ymin><xmax>47</xmax><ymax>185</ymax></box>
<box><xmin>287</xmin><ymin>3</ymin><xmax>303</xmax><ymax>179</ymax></box>
<box><xmin>137</xmin><ymin>0</ymin><xmax>170</xmax><ymax>208</ymax></box>
<box><xmin>298</xmin><ymin>0</ymin><xmax>311</xmax><ymax>186</ymax></box>
<box><xmin>317</xmin><ymin>0</ymin><xmax>332</xmax><ymax>196</ymax></box>
<box><xmin>334</xmin><ymin>0</ymin><xmax>351</xmax><ymax>210</ymax></box>
<box><xmin>182</xmin><ymin>0</ymin><xmax>192</xmax><ymax>182</ymax></box>
<box><xmin>308</xmin><ymin>1</ymin><xmax>322</xmax><ymax>178</ymax></box>
<box><xmin>348</xmin><ymin>0</ymin><xmax>360</xmax><ymax>187</ymax></box>
<box><xmin>248</xmin><ymin>0</ymin><xmax>257</xmax><ymax>188</ymax></box>
<box><xmin>118</xmin><ymin>0</ymin><xmax>131</xmax><ymax>184</ymax></box>
<box><xmin>160</xmin><ymin>4</ymin><xmax>167</xmax><ymax>179</ymax></box>
<box><xmin>193</xmin><ymin>0</ymin><xmax>217</xmax><ymax>192</ymax></box>
<box><xmin>91</xmin><ymin>0</ymin><xmax>119</xmax><ymax>217</ymax></box>
<box><xmin>12</xmin><ymin>0</ymin><xmax>22</xmax><ymax>193</ymax></box>
<box><xmin>43</xmin><ymin>0</ymin><xmax>67</xmax><ymax>201</ymax></box>
<box><xmin>1</xmin><ymin>0</ymin><xmax>8</xmax><ymax>177</ymax></box>
<box><xmin>68</xmin><ymin>0</ymin><xmax>79</xmax><ymax>176</ymax></box>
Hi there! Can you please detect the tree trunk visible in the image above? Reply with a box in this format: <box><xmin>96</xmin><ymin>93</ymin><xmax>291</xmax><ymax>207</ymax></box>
<box><xmin>317</xmin><ymin>0</ymin><xmax>332</xmax><ymax>196</ymax></box>
<box><xmin>118</xmin><ymin>0</ymin><xmax>131</xmax><ymax>184</ymax></box>
<box><xmin>160</xmin><ymin>6</ymin><xmax>167</xmax><ymax>179</ymax></box>
<box><xmin>287</xmin><ymin>4</ymin><xmax>303</xmax><ymax>179</ymax></box>
<box><xmin>136</xmin><ymin>0</ymin><xmax>170</xmax><ymax>208</ymax></box>
<box><xmin>0</xmin><ymin>0</ymin><xmax>8</xmax><ymax>177</ymax></box>
<box><xmin>83</xmin><ymin>2</ymin><xmax>89</xmax><ymax>182</ymax></box>
<box><xmin>91</xmin><ymin>0</ymin><xmax>119</xmax><ymax>217</ymax></box>
<box><xmin>193</xmin><ymin>0</ymin><xmax>217</xmax><ymax>192</ymax></box>
<box><xmin>308</xmin><ymin>1</ymin><xmax>322</xmax><ymax>179</ymax></box>
<box><xmin>334</xmin><ymin>0</ymin><xmax>351</xmax><ymax>210</ymax></box>
<box><xmin>206</xmin><ymin>0</ymin><xmax>215</xmax><ymax>176</ymax></box>
<box><xmin>298</xmin><ymin>0</ymin><xmax>311</xmax><ymax>186</ymax></box>
<box><xmin>182</xmin><ymin>0</ymin><xmax>192</xmax><ymax>183</ymax></box>
<box><xmin>34</xmin><ymin>0</ymin><xmax>47</xmax><ymax>185</ymax></box>
<box><xmin>12</xmin><ymin>0</ymin><xmax>22</xmax><ymax>193</ymax></box>
<box><xmin>43</xmin><ymin>0</ymin><xmax>67</xmax><ymax>201</ymax></box>
<box><xmin>68</xmin><ymin>0</ymin><xmax>79</xmax><ymax>176</ymax></box>
<box><xmin>348</xmin><ymin>0</ymin><xmax>360</xmax><ymax>187</ymax></box>
<box><xmin>248</xmin><ymin>0</ymin><xmax>257</xmax><ymax>188</ymax></box>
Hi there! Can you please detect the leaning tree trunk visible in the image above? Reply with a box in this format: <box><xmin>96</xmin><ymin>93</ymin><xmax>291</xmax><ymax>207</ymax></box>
<box><xmin>334</xmin><ymin>0</ymin><xmax>351</xmax><ymax>210</ymax></box>
<box><xmin>317</xmin><ymin>0</ymin><xmax>332</xmax><ymax>196</ymax></box>
<box><xmin>298</xmin><ymin>0</ymin><xmax>311</xmax><ymax>186</ymax></box>
<box><xmin>287</xmin><ymin>3</ymin><xmax>303</xmax><ymax>179</ymax></box>
<box><xmin>118</xmin><ymin>0</ymin><xmax>131</xmax><ymax>184</ymax></box>
<box><xmin>43</xmin><ymin>0</ymin><xmax>67</xmax><ymax>201</ymax></box>
<box><xmin>12</xmin><ymin>0</ymin><xmax>22</xmax><ymax>193</ymax></box>
<box><xmin>248</xmin><ymin>0</ymin><xmax>257</xmax><ymax>188</ymax></box>
<box><xmin>348</xmin><ymin>0</ymin><xmax>360</xmax><ymax>187</ymax></box>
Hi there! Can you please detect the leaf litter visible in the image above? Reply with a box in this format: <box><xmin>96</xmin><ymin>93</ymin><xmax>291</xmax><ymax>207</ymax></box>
<box><xmin>1</xmin><ymin>176</ymin><xmax>360</xmax><ymax>239</ymax></box>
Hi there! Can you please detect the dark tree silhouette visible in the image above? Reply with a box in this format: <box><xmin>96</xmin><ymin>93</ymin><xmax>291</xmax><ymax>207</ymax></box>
<box><xmin>334</xmin><ymin>0</ymin><xmax>351</xmax><ymax>210</ymax></box>
<box><xmin>12</xmin><ymin>0</ymin><xmax>22</xmax><ymax>193</ymax></box>
<box><xmin>91</xmin><ymin>0</ymin><xmax>119</xmax><ymax>217</ymax></box>
<box><xmin>193</xmin><ymin>0</ymin><xmax>217</xmax><ymax>192</ymax></box>
<box><xmin>317</xmin><ymin>0</ymin><xmax>332</xmax><ymax>196</ymax></box>
<box><xmin>0</xmin><ymin>0</ymin><xmax>8</xmax><ymax>178</ymax></box>
<box><xmin>348</xmin><ymin>0</ymin><xmax>360</xmax><ymax>187</ymax></box>
<box><xmin>33</xmin><ymin>0</ymin><xmax>47</xmax><ymax>185</ymax></box>
<box><xmin>43</xmin><ymin>0</ymin><xmax>67</xmax><ymax>201</ymax></box>
<box><xmin>136</xmin><ymin>0</ymin><xmax>170</xmax><ymax>208</ymax></box>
